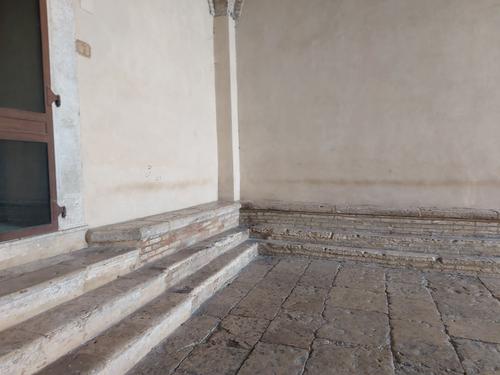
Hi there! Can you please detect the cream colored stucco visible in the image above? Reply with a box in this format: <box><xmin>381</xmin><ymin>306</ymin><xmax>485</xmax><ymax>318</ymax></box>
<box><xmin>74</xmin><ymin>0</ymin><xmax>219</xmax><ymax>227</ymax></box>
<box><xmin>237</xmin><ymin>0</ymin><xmax>500</xmax><ymax>209</ymax></box>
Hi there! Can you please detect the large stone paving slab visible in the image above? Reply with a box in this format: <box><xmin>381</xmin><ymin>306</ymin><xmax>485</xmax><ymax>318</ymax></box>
<box><xmin>129</xmin><ymin>257</ymin><xmax>500</xmax><ymax>375</ymax></box>
<box><xmin>304</xmin><ymin>339</ymin><xmax>393</xmax><ymax>375</ymax></box>
<box><xmin>386</xmin><ymin>268</ymin><xmax>424</xmax><ymax>284</ymax></box>
<box><xmin>209</xmin><ymin>314</ymin><xmax>269</xmax><ymax>350</ymax></box>
<box><xmin>298</xmin><ymin>259</ymin><xmax>340</xmax><ymax>288</ymax></box>
<box><xmin>319</xmin><ymin>307</ymin><xmax>390</xmax><ymax>347</ymax></box>
<box><xmin>282</xmin><ymin>284</ymin><xmax>329</xmax><ymax>315</ymax></box>
<box><xmin>231</xmin><ymin>286</ymin><xmax>285</xmax><ymax>320</ymax></box>
<box><xmin>262</xmin><ymin>310</ymin><xmax>323</xmax><ymax>349</ymax></box>
<box><xmin>445</xmin><ymin>316</ymin><xmax>500</xmax><ymax>344</ymax></box>
<box><xmin>390</xmin><ymin>319</ymin><xmax>463</xmax><ymax>374</ymax></box>
<box><xmin>388</xmin><ymin>295</ymin><xmax>442</xmax><ymax>325</ymax></box>
<box><xmin>454</xmin><ymin>339</ymin><xmax>500</xmax><ymax>375</ymax></box>
<box><xmin>334</xmin><ymin>263</ymin><xmax>386</xmax><ymax>292</ymax></box>
<box><xmin>173</xmin><ymin>341</ymin><xmax>248</xmax><ymax>375</ymax></box>
<box><xmin>328</xmin><ymin>285</ymin><xmax>388</xmax><ymax>313</ymax></box>
<box><xmin>238</xmin><ymin>342</ymin><xmax>308</xmax><ymax>375</ymax></box>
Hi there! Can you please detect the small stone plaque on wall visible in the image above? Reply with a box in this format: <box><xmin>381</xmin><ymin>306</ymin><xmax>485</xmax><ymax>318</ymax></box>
<box><xmin>75</xmin><ymin>40</ymin><xmax>91</xmax><ymax>58</ymax></box>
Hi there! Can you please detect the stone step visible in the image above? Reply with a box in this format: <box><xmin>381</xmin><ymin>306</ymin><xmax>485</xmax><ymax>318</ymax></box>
<box><xmin>241</xmin><ymin>203</ymin><xmax>500</xmax><ymax>238</ymax></box>
<box><xmin>258</xmin><ymin>239</ymin><xmax>500</xmax><ymax>274</ymax></box>
<box><xmin>36</xmin><ymin>242</ymin><xmax>259</xmax><ymax>375</ymax></box>
<box><xmin>0</xmin><ymin>228</ymin><xmax>249</xmax><ymax>375</ymax></box>
<box><xmin>87</xmin><ymin>201</ymin><xmax>240</xmax><ymax>244</ymax></box>
<box><xmin>0</xmin><ymin>245</ymin><xmax>140</xmax><ymax>332</ymax></box>
<box><xmin>0</xmin><ymin>227</ymin><xmax>87</xmax><ymax>272</ymax></box>
<box><xmin>250</xmin><ymin>224</ymin><xmax>500</xmax><ymax>257</ymax></box>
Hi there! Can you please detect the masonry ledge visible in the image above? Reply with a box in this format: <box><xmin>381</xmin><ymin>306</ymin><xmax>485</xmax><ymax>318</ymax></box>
<box><xmin>241</xmin><ymin>200</ymin><xmax>500</xmax><ymax>221</ymax></box>
<box><xmin>87</xmin><ymin>201</ymin><xmax>241</xmax><ymax>243</ymax></box>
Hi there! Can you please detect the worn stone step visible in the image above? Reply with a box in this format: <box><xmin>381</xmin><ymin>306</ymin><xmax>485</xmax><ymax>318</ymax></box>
<box><xmin>0</xmin><ymin>228</ymin><xmax>87</xmax><ymax>272</ymax></box>
<box><xmin>241</xmin><ymin>203</ymin><xmax>500</xmax><ymax>238</ymax></box>
<box><xmin>87</xmin><ymin>201</ymin><xmax>240</xmax><ymax>244</ymax></box>
<box><xmin>36</xmin><ymin>242</ymin><xmax>259</xmax><ymax>375</ymax></box>
<box><xmin>439</xmin><ymin>254</ymin><xmax>500</xmax><ymax>274</ymax></box>
<box><xmin>250</xmin><ymin>224</ymin><xmax>500</xmax><ymax>257</ymax></box>
<box><xmin>258</xmin><ymin>239</ymin><xmax>500</xmax><ymax>274</ymax></box>
<box><xmin>0</xmin><ymin>228</ymin><xmax>249</xmax><ymax>375</ymax></box>
<box><xmin>0</xmin><ymin>245</ymin><xmax>140</xmax><ymax>332</ymax></box>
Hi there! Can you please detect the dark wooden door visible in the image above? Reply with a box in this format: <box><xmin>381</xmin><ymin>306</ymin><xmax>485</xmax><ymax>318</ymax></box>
<box><xmin>0</xmin><ymin>0</ymin><xmax>59</xmax><ymax>241</ymax></box>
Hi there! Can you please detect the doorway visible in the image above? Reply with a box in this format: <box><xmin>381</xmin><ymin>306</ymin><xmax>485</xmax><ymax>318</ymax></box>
<box><xmin>0</xmin><ymin>0</ymin><xmax>59</xmax><ymax>241</ymax></box>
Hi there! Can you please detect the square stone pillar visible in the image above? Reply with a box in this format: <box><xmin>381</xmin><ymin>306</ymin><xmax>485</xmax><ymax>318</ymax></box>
<box><xmin>214</xmin><ymin>16</ymin><xmax>240</xmax><ymax>201</ymax></box>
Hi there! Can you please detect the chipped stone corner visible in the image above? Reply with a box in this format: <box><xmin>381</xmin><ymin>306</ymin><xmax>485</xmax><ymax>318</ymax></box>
<box><xmin>208</xmin><ymin>0</ymin><xmax>244</xmax><ymax>20</ymax></box>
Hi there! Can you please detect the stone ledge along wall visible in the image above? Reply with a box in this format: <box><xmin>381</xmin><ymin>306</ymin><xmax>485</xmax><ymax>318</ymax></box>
<box><xmin>241</xmin><ymin>201</ymin><xmax>500</xmax><ymax>237</ymax></box>
<box><xmin>240</xmin><ymin>200</ymin><xmax>500</xmax><ymax>273</ymax></box>
<box><xmin>87</xmin><ymin>202</ymin><xmax>240</xmax><ymax>264</ymax></box>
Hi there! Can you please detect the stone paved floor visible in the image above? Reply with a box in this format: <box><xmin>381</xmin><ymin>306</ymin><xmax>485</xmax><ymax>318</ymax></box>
<box><xmin>129</xmin><ymin>257</ymin><xmax>500</xmax><ymax>375</ymax></box>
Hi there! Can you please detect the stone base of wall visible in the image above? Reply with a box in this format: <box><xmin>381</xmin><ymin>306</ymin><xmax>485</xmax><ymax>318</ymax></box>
<box><xmin>87</xmin><ymin>201</ymin><xmax>240</xmax><ymax>264</ymax></box>
<box><xmin>241</xmin><ymin>200</ymin><xmax>500</xmax><ymax>274</ymax></box>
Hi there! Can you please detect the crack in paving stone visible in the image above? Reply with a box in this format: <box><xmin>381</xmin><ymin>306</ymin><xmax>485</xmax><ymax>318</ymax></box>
<box><xmin>302</xmin><ymin>262</ymin><xmax>343</xmax><ymax>375</ymax></box>
<box><xmin>235</xmin><ymin>259</ymin><xmax>312</xmax><ymax>374</ymax></box>
<box><xmin>424</xmin><ymin>275</ymin><xmax>467</xmax><ymax>375</ymax></box>
<box><xmin>478</xmin><ymin>277</ymin><xmax>500</xmax><ymax>304</ymax></box>
<box><xmin>170</xmin><ymin>257</ymin><xmax>282</xmax><ymax>374</ymax></box>
<box><xmin>384</xmin><ymin>271</ymin><xmax>398</xmax><ymax>375</ymax></box>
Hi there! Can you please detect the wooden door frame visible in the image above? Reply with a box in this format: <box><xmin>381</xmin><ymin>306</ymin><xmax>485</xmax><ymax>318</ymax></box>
<box><xmin>0</xmin><ymin>0</ymin><xmax>59</xmax><ymax>242</ymax></box>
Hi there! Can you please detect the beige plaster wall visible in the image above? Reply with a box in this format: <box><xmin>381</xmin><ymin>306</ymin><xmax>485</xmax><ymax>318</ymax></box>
<box><xmin>237</xmin><ymin>0</ymin><xmax>500</xmax><ymax>209</ymax></box>
<box><xmin>74</xmin><ymin>0</ymin><xmax>218</xmax><ymax>227</ymax></box>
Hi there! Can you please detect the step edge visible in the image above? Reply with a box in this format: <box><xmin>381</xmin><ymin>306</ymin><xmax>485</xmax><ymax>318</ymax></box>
<box><xmin>249</xmin><ymin>223</ymin><xmax>500</xmax><ymax>242</ymax></box>
<box><xmin>257</xmin><ymin>239</ymin><xmax>500</xmax><ymax>273</ymax></box>
<box><xmin>87</xmin><ymin>202</ymin><xmax>241</xmax><ymax>243</ymax></box>
<box><xmin>0</xmin><ymin>248</ymin><xmax>141</xmax><ymax>332</ymax></box>
<box><xmin>0</xmin><ymin>247</ymin><xmax>141</xmax><ymax>298</ymax></box>
<box><xmin>258</xmin><ymin>239</ymin><xmax>440</xmax><ymax>261</ymax></box>
<box><xmin>241</xmin><ymin>200</ymin><xmax>500</xmax><ymax>221</ymax></box>
<box><xmin>249</xmin><ymin>228</ymin><xmax>500</xmax><ymax>256</ymax></box>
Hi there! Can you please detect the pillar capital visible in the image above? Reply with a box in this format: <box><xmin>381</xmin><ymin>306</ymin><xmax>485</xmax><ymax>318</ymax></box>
<box><xmin>208</xmin><ymin>0</ymin><xmax>244</xmax><ymax>20</ymax></box>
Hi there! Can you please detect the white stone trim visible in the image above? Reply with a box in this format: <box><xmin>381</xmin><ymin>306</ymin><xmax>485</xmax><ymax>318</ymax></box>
<box><xmin>47</xmin><ymin>0</ymin><xmax>85</xmax><ymax>229</ymax></box>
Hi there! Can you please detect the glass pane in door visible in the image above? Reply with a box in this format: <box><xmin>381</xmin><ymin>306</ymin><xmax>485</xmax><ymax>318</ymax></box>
<box><xmin>0</xmin><ymin>0</ymin><xmax>45</xmax><ymax>113</ymax></box>
<box><xmin>0</xmin><ymin>140</ymin><xmax>51</xmax><ymax>233</ymax></box>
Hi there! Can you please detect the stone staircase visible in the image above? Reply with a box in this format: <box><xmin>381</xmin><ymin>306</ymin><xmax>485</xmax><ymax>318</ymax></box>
<box><xmin>241</xmin><ymin>201</ymin><xmax>500</xmax><ymax>274</ymax></box>
<box><xmin>0</xmin><ymin>202</ymin><xmax>258</xmax><ymax>375</ymax></box>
